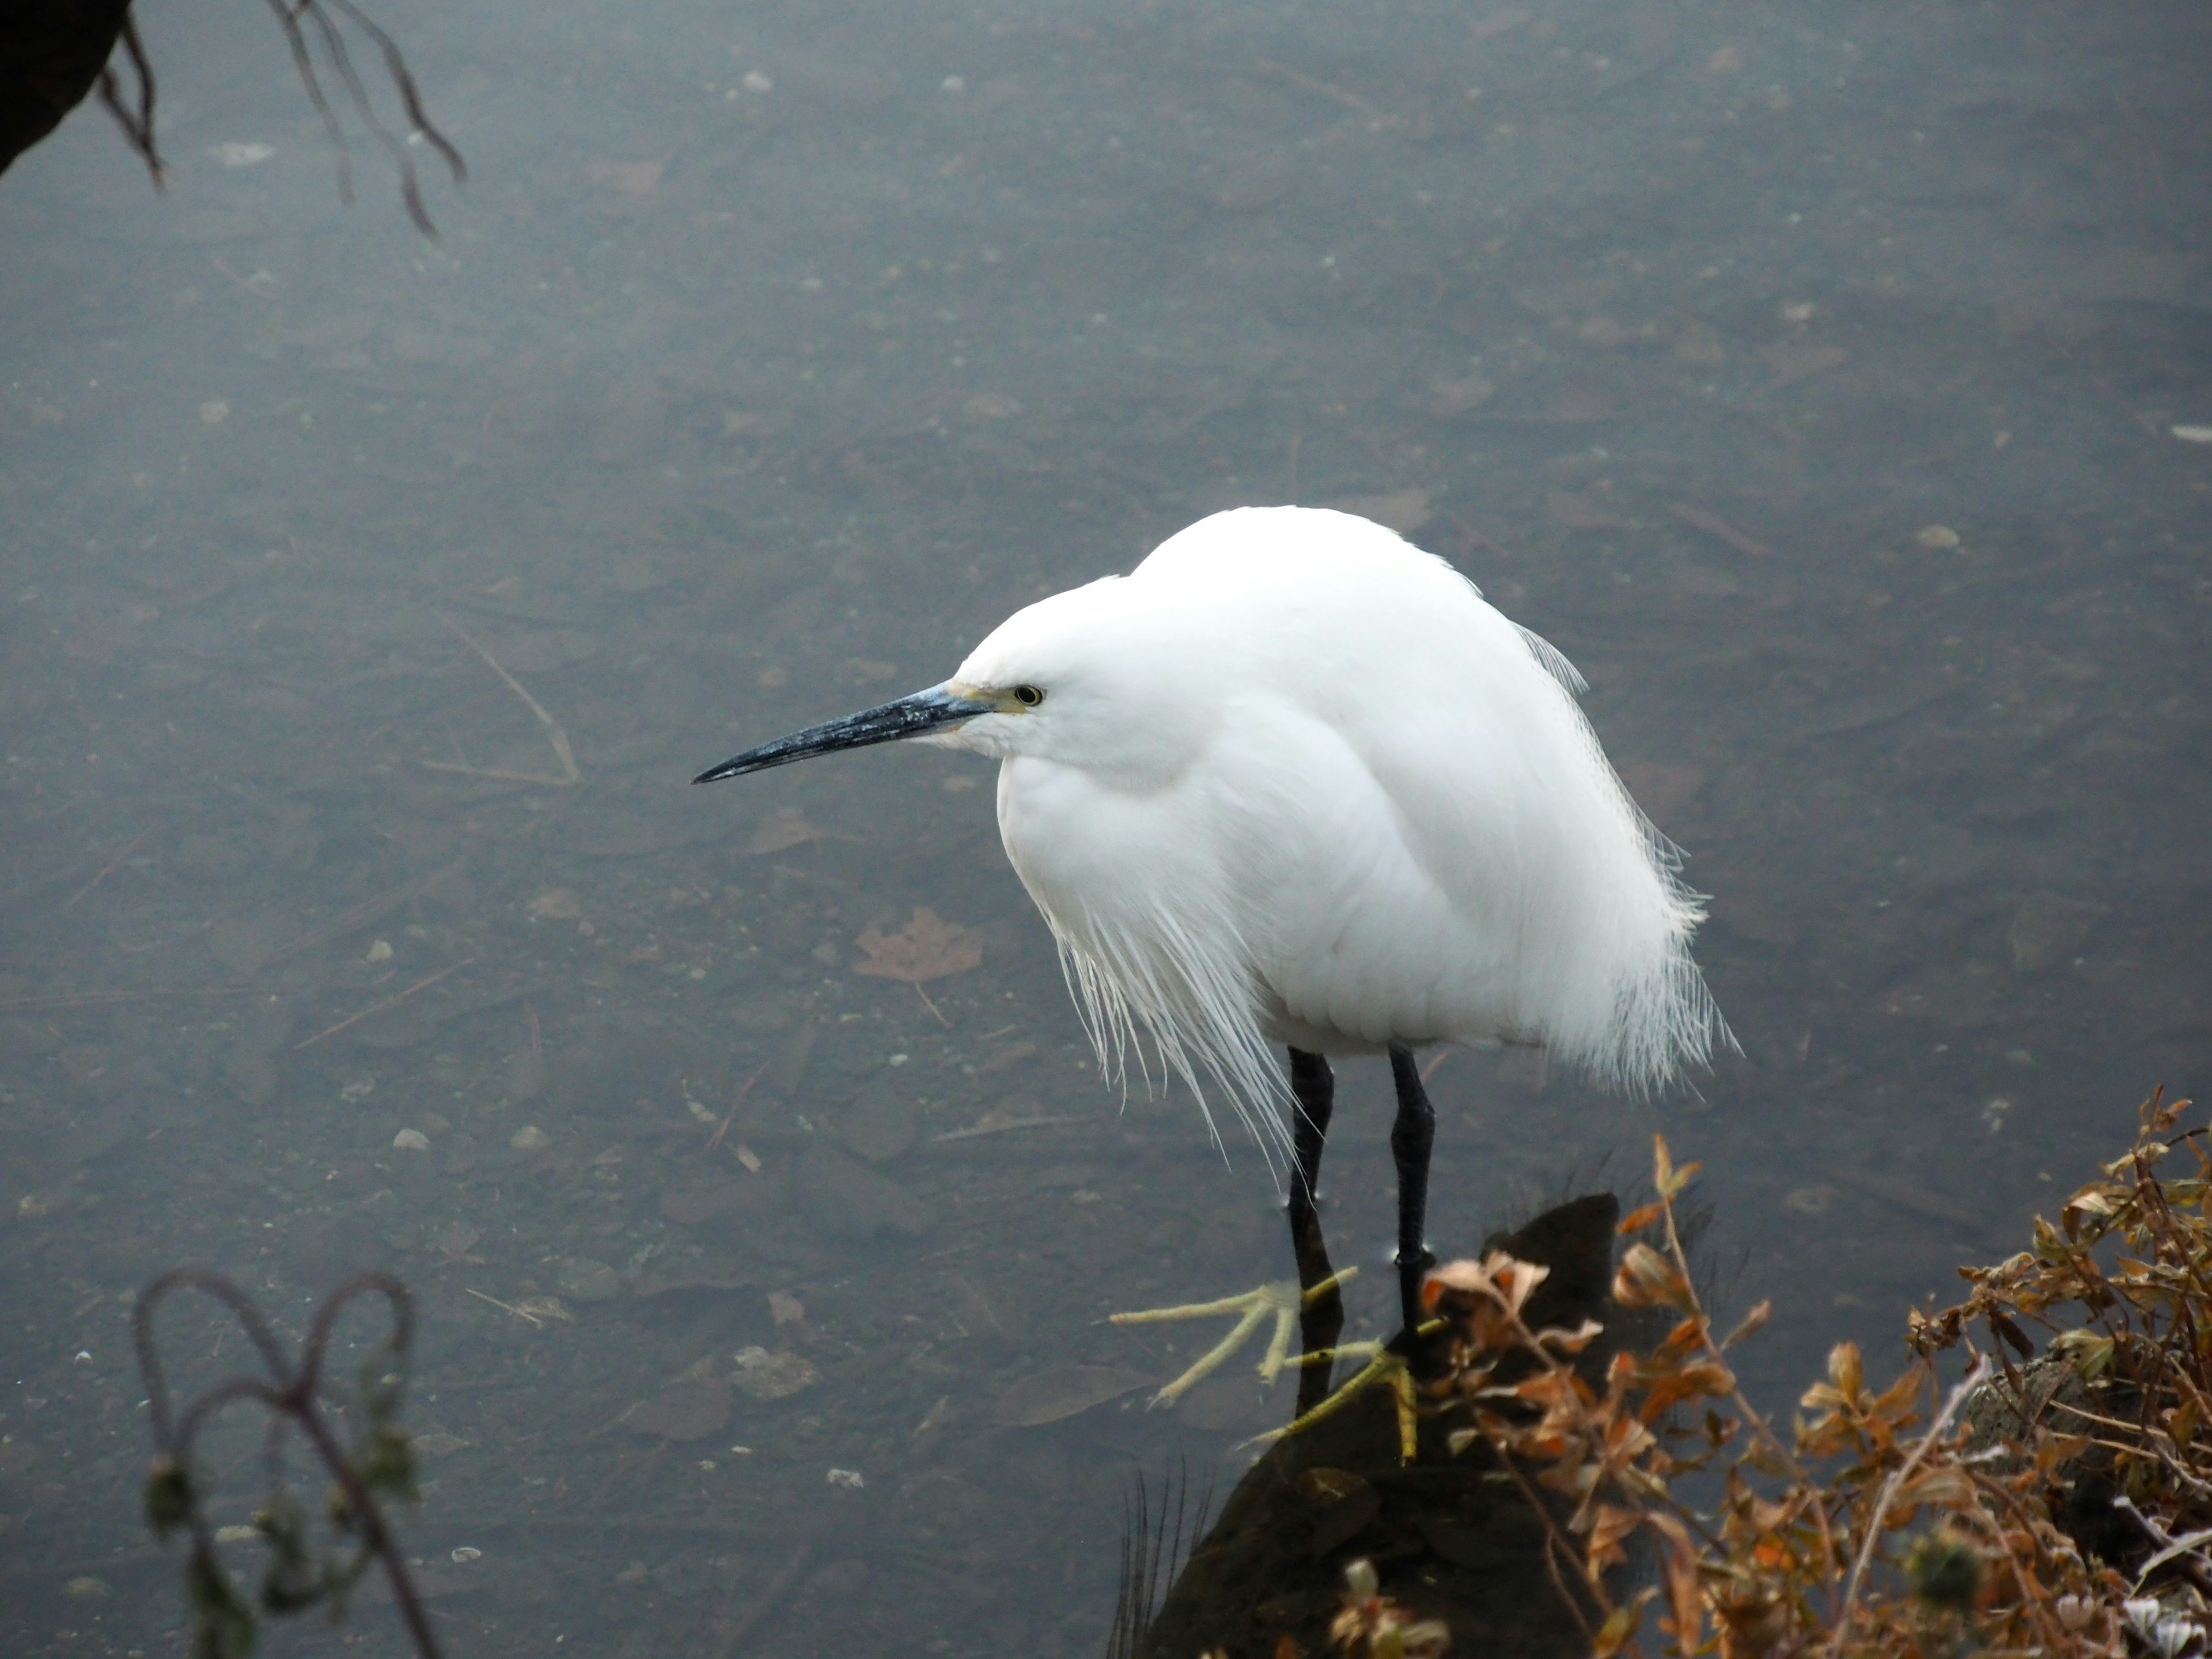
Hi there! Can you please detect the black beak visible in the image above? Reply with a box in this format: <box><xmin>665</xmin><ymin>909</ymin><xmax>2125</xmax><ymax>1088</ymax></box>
<box><xmin>692</xmin><ymin>683</ymin><xmax>991</xmax><ymax>784</ymax></box>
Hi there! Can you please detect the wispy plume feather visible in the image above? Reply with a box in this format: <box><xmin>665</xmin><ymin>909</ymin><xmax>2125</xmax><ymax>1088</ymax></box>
<box><xmin>1043</xmin><ymin>894</ymin><xmax>1296</xmax><ymax>1176</ymax></box>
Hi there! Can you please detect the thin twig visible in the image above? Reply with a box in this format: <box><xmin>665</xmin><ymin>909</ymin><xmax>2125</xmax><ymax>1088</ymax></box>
<box><xmin>294</xmin><ymin>959</ymin><xmax>471</xmax><ymax>1050</ymax></box>
<box><xmin>464</xmin><ymin>1289</ymin><xmax>542</xmax><ymax>1328</ymax></box>
<box><xmin>1828</xmin><ymin>1356</ymin><xmax>1991</xmax><ymax>1653</ymax></box>
<box><xmin>61</xmin><ymin>828</ymin><xmax>150</xmax><ymax>912</ymax></box>
<box><xmin>0</xmin><ymin>986</ymin><xmax>257</xmax><ymax>1012</ymax></box>
<box><xmin>423</xmin><ymin>616</ymin><xmax>581</xmax><ymax>786</ymax></box>
<box><xmin>265</xmin><ymin>860</ymin><xmax>467</xmax><ymax>968</ymax></box>
<box><xmin>707</xmin><ymin>1063</ymin><xmax>770</xmax><ymax>1153</ymax></box>
<box><xmin>96</xmin><ymin>13</ymin><xmax>164</xmax><ymax>183</ymax></box>
<box><xmin>912</xmin><ymin>980</ymin><xmax>950</xmax><ymax>1027</ymax></box>
<box><xmin>1253</xmin><ymin>59</ymin><xmax>1390</xmax><ymax>121</ymax></box>
<box><xmin>716</xmin><ymin>1529</ymin><xmax>821</xmax><ymax>1658</ymax></box>
<box><xmin>1493</xmin><ymin>1444</ymin><xmax>1603</xmax><ymax>1637</ymax></box>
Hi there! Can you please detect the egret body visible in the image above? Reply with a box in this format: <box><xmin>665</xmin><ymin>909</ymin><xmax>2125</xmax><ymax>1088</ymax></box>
<box><xmin>698</xmin><ymin>506</ymin><xmax>1725</xmax><ymax>1336</ymax></box>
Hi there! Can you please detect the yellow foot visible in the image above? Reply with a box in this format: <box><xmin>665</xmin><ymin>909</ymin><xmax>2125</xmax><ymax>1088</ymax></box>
<box><xmin>1109</xmin><ymin>1268</ymin><xmax>1357</xmax><ymax>1408</ymax></box>
<box><xmin>1247</xmin><ymin>1337</ymin><xmax>1429</xmax><ymax>1463</ymax></box>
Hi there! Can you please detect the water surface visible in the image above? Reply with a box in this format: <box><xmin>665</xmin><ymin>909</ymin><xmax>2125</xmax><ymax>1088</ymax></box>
<box><xmin>2</xmin><ymin>0</ymin><xmax>2208</xmax><ymax>1652</ymax></box>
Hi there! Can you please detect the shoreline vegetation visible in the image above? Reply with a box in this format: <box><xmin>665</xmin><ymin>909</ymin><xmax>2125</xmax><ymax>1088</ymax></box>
<box><xmin>1347</xmin><ymin>1088</ymin><xmax>2211</xmax><ymax>1659</ymax></box>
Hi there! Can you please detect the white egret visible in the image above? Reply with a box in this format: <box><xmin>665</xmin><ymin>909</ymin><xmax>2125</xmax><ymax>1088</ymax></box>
<box><xmin>696</xmin><ymin>505</ymin><xmax>1726</xmax><ymax>1355</ymax></box>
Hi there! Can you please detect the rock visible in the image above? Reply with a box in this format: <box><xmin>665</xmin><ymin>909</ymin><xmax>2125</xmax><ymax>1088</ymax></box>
<box><xmin>730</xmin><ymin>1346</ymin><xmax>818</xmax><ymax>1400</ymax></box>
<box><xmin>509</xmin><ymin>1125</ymin><xmax>550</xmax><ymax>1150</ymax></box>
<box><xmin>623</xmin><ymin>1376</ymin><xmax>730</xmax><ymax>1441</ymax></box>
<box><xmin>556</xmin><ymin>1258</ymin><xmax>622</xmax><ymax>1303</ymax></box>
<box><xmin>207</xmin><ymin>915</ymin><xmax>286</xmax><ymax>975</ymax></box>
<box><xmin>793</xmin><ymin>1145</ymin><xmax>934</xmax><ymax>1240</ymax></box>
<box><xmin>505</xmin><ymin>1047</ymin><xmax>547</xmax><ymax>1104</ymax></box>
<box><xmin>840</xmin><ymin>1075</ymin><xmax>920</xmax><ymax>1162</ymax></box>
<box><xmin>392</xmin><ymin>1128</ymin><xmax>431</xmax><ymax>1152</ymax></box>
<box><xmin>659</xmin><ymin>1180</ymin><xmax>750</xmax><ymax>1226</ymax></box>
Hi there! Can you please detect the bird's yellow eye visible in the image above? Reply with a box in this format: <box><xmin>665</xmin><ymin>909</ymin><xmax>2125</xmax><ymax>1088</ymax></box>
<box><xmin>1012</xmin><ymin>684</ymin><xmax>1044</xmax><ymax>708</ymax></box>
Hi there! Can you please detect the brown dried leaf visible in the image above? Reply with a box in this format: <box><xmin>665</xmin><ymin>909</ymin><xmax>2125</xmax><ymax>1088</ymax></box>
<box><xmin>1646</xmin><ymin>1510</ymin><xmax>1706</xmax><ymax>1647</ymax></box>
<box><xmin>1722</xmin><ymin>1299</ymin><xmax>1772</xmax><ymax>1349</ymax></box>
<box><xmin>1618</xmin><ymin>1200</ymin><xmax>1665</xmax><ymax>1235</ymax></box>
<box><xmin>853</xmin><ymin>908</ymin><xmax>983</xmax><ymax>983</ymax></box>
<box><xmin>1615</xmin><ymin>1242</ymin><xmax>1691</xmax><ymax>1311</ymax></box>
<box><xmin>1585</xmin><ymin>1502</ymin><xmax>1645</xmax><ymax>1570</ymax></box>
<box><xmin>1591</xmin><ymin>1592</ymin><xmax>1653</xmax><ymax>1659</ymax></box>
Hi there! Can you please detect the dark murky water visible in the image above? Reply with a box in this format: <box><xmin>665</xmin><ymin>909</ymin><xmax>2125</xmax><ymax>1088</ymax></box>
<box><xmin>2</xmin><ymin>0</ymin><xmax>2208</xmax><ymax>1651</ymax></box>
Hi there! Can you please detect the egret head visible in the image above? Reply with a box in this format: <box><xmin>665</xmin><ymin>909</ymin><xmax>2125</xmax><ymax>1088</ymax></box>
<box><xmin>692</xmin><ymin>575</ymin><xmax>1200</xmax><ymax>786</ymax></box>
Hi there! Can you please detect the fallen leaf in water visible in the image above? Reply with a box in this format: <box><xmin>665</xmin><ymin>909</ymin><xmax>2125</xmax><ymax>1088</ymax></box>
<box><xmin>588</xmin><ymin>160</ymin><xmax>664</xmax><ymax>196</ymax></box>
<box><xmin>933</xmin><ymin>1101</ymin><xmax>1082</xmax><ymax>1141</ymax></box>
<box><xmin>528</xmin><ymin>889</ymin><xmax>582</xmax><ymax>921</ymax></box>
<box><xmin>747</xmin><ymin>809</ymin><xmax>822</xmax><ymax>855</ymax></box>
<box><xmin>995</xmin><ymin>1366</ymin><xmax>1154</xmax><ymax>1427</ymax></box>
<box><xmin>624</xmin><ymin>1375</ymin><xmax>731</xmax><ymax>1440</ymax></box>
<box><xmin>429</xmin><ymin>1222</ymin><xmax>482</xmax><ymax>1260</ymax></box>
<box><xmin>853</xmin><ymin>908</ymin><xmax>982</xmax><ymax>982</ymax></box>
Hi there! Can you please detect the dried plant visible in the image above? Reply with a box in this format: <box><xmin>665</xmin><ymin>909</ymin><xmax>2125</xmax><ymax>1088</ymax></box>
<box><xmin>92</xmin><ymin>0</ymin><xmax>463</xmax><ymax>234</ymax></box>
<box><xmin>134</xmin><ymin>1267</ymin><xmax>441</xmax><ymax>1659</ymax></box>
<box><xmin>1328</xmin><ymin>1558</ymin><xmax>1452</xmax><ymax>1659</ymax></box>
<box><xmin>1422</xmin><ymin>1090</ymin><xmax>2212</xmax><ymax>1658</ymax></box>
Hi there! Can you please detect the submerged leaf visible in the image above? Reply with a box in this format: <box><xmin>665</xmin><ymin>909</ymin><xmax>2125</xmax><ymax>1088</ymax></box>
<box><xmin>853</xmin><ymin>908</ymin><xmax>983</xmax><ymax>983</ymax></box>
<box><xmin>993</xmin><ymin>1365</ymin><xmax>1152</xmax><ymax>1426</ymax></box>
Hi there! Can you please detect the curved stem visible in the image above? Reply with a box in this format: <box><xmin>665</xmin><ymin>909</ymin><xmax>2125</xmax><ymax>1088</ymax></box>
<box><xmin>1825</xmin><ymin>1355</ymin><xmax>1990</xmax><ymax>1657</ymax></box>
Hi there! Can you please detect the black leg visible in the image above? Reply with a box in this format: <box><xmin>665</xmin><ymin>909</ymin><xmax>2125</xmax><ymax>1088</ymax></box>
<box><xmin>1285</xmin><ymin>1047</ymin><xmax>1344</xmax><ymax>1414</ymax></box>
<box><xmin>1286</xmin><ymin>1047</ymin><xmax>1335</xmax><ymax>1224</ymax></box>
<box><xmin>1387</xmin><ymin>1042</ymin><xmax>1437</xmax><ymax>1337</ymax></box>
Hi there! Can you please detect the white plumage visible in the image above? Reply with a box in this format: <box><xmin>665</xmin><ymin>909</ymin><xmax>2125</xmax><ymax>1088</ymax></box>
<box><xmin>699</xmin><ymin>499</ymin><xmax>1726</xmax><ymax>1207</ymax></box>
<box><xmin>925</xmin><ymin>506</ymin><xmax>1724</xmax><ymax>1161</ymax></box>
